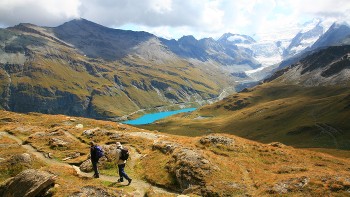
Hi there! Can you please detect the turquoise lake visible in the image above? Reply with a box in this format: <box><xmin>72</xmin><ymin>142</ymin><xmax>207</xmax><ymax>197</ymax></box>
<box><xmin>122</xmin><ymin>108</ymin><xmax>197</xmax><ymax>125</ymax></box>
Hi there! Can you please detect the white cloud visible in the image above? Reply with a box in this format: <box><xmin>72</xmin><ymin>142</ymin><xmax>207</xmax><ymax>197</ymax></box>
<box><xmin>0</xmin><ymin>0</ymin><xmax>349</xmax><ymax>40</ymax></box>
<box><xmin>0</xmin><ymin>0</ymin><xmax>80</xmax><ymax>26</ymax></box>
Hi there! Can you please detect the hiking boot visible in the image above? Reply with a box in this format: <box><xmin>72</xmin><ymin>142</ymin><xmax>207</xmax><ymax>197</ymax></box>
<box><xmin>117</xmin><ymin>178</ymin><xmax>124</xmax><ymax>183</ymax></box>
<box><xmin>127</xmin><ymin>179</ymin><xmax>132</xmax><ymax>185</ymax></box>
<box><xmin>93</xmin><ymin>174</ymin><xmax>99</xmax><ymax>178</ymax></box>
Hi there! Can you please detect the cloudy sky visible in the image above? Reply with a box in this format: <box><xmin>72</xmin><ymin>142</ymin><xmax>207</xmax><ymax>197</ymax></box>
<box><xmin>0</xmin><ymin>0</ymin><xmax>349</xmax><ymax>40</ymax></box>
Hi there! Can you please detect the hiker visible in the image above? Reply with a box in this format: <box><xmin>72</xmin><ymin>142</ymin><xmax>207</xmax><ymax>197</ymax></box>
<box><xmin>90</xmin><ymin>141</ymin><xmax>104</xmax><ymax>178</ymax></box>
<box><xmin>116</xmin><ymin>142</ymin><xmax>132</xmax><ymax>185</ymax></box>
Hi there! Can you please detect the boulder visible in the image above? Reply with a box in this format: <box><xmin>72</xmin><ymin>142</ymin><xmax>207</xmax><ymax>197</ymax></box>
<box><xmin>0</xmin><ymin>169</ymin><xmax>55</xmax><ymax>197</ymax></box>
<box><xmin>153</xmin><ymin>141</ymin><xmax>180</xmax><ymax>154</ymax></box>
<box><xmin>82</xmin><ymin>127</ymin><xmax>108</xmax><ymax>138</ymax></box>
<box><xmin>199</xmin><ymin>135</ymin><xmax>234</xmax><ymax>146</ymax></box>
<box><xmin>8</xmin><ymin>153</ymin><xmax>32</xmax><ymax>166</ymax></box>
<box><xmin>268</xmin><ymin>176</ymin><xmax>310</xmax><ymax>194</ymax></box>
<box><xmin>48</xmin><ymin>137</ymin><xmax>69</xmax><ymax>148</ymax></box>
<box><xmin>171</xmin><ymin>148</ymin><xmax>216</xmax><ymax>191</ymax></box>
<box><xmin>69</xmin><ymin>186</ymin><xmax>116</xmax><ymax>197</ymax></box>
<box><xmin>268</xmin><ymin>142</ymin><xmax>286</xmax><ymax>148</ymax></box>
<box><xmin>79</xmin><ymin>159</ymin><xmax>93</xmax><ymax>172</ymax></box>
<box><xmin>75</xmin><ymin>124</ymin><xmax>84</xmax><ymax>129</ymax></box>
<box><xmin>29</xmin><ymin>132</ymin><xmax>47</xmax><ymax>138</ymax></box>
<box><xmin>153</xmin><ymin>140</ymin><xmax>218</xmax><ymax>192</ymax></box>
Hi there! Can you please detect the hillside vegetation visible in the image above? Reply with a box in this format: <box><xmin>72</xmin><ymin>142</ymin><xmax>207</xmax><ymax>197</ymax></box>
<box><xmin>142</xmin><ymin>83</ymin><xmax>350</xmax><ymax>152</ymax></box>
<box><xmin>140</xmin><ymin>45</ymin><xmax>350</xmax><ymax>157</ymax></box>
<box><xmin>1</xmin><ymin>110</ymin><xmax>350</xmax><ymax>196</ymax></box>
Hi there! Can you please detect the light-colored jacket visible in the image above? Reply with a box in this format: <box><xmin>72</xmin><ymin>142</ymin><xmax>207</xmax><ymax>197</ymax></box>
<box><xmin>116</xmin><ymin>147</ymin><xmax>126</xmax><ymax>165</ymax></box>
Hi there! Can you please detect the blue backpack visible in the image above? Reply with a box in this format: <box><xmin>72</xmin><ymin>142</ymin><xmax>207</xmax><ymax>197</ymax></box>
<box><xmin>95</xmin><ymin>146</ymin><xmax>104</xmax><ymax>159</ymax></box>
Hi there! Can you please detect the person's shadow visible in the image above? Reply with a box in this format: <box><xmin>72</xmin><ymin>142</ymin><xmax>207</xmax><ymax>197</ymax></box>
<box><xmin>108</xmin><ymin>182</ymin><xmax>126</xmax><ymax>188</ymax></box>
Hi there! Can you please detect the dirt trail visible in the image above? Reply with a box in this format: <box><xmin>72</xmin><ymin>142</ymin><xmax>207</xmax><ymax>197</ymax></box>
<box><xmin>0</xmin><ymin>131</ymin><xmax>178</xmax><ymax>197</ymax></box>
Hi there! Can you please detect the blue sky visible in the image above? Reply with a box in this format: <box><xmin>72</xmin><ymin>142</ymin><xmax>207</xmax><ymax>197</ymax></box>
<box><xmin>0</xmin><ymin>0</ymin><xmax>349</xmax><ymax>40</ymax></box>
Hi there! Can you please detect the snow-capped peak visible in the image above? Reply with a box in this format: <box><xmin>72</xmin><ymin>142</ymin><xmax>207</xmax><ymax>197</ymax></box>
<box><xmin>218</xmin><ymin>33</ymin><xmax>256</xmax><ymax>44</ymax></box>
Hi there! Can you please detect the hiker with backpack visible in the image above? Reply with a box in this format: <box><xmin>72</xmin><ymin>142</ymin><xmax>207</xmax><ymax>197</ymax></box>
<box><xmin>90</xmin><ymin>141</ymin><xmax>104</xmax><ymax>178</ymax></box>
<box><xmin>115</xmin><ymin>142</ymin><xmax>132</xmax><ymax>185</ymax></box>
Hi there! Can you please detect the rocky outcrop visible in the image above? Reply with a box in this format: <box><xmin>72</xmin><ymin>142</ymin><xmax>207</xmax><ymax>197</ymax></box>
<box><xmin>267</xmin><ymin>176</ymin><xmax>310</xmax><ymax>194</ymax></box>
<box><xmin>268</xmin><ymin>142</ymin><xmax>287</xmax><ymax>148</ymax></box>
<box><xmin>0</xmin><ymin>169</ymin><xmax>55</xmax><ymax>197</ymax></box>
<box><xmin>199</xmin><ymin>135</ymin><xmax>235</xmax><ymax>146</ymax></box>
<box><xmin>8</xmin><ymin>153</ymin><xmax>32</xmax><ymax>166</ymax></box>
<box><xmin>171</xmin><ymin>148</ymin><xmax>216</xmax><ymax>192</ymax></box>
<box><xmin>153</xmin><ymin>140</ymin><xmax>180</xmax><ymax>154</ymax></box>
<box><xmin>153</xmin><ymin>141</ymin><xmax>218</xmax><ymax>195</ymax></box>
<box><xmin>69</xmin><ymin>186</ymin><xmax>116</xmax><ymax>197</ymax></box>
<box><xmin>79</xmin><ymin>159</ymin><xmax>93</xmax><ymax>172</ymax></box>
<box><xmin>82</xmin><ymin>127</ymin><xmax>109</xmax><ymax>138</ymax></box>
<box><xmin>48</xmin><ymin>137</ymin><xmax>70</xmax><ymax>149</ymax></box>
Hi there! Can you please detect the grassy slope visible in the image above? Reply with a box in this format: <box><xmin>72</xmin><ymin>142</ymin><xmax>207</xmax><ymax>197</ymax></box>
<box><xmin>1</xmin><ymin>110</ymin><xmax>350</xmax><ymax>196</ymax></box>
<box><xmin>140</xmin><ymin>83</ymin><xmax>350</xmax><ymax>155</ymax></box>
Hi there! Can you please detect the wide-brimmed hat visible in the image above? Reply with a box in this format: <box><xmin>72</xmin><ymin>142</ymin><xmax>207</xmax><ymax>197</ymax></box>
<box><xmin>116</xmin><ymin>142</ymin><xmax>122</xmax><ymax>148</ymax></box>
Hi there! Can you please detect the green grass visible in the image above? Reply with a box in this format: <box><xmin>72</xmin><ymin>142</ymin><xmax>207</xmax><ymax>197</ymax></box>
<box><xmin>140</xmin><ymin>83</ymin><xmax>350</xmax><ymax>157</ymax></box>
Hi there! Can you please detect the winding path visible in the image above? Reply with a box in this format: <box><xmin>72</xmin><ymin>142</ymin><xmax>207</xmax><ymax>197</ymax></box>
<box><xmin>0</xmin><ymin>132</ymin><xmax>178</xmax><ymax>197</ymax></box>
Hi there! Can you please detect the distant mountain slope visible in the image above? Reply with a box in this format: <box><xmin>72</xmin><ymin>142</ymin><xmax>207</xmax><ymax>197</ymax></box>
<box><xmin>267</xmin><ymin>45</ymin><xmax>350</xmax><ymax>86</ymax></box>
<box><xmin>310</xmin><ymin>23</ymin><xmax>350</xmax><ymax>50</ymax></box>
<box><xmin>53</xmin><ymin>19</ymin><xmax>155</xmax><ymax>61</ymax></box>
<box><xmin>0</xmin><ymin>20</ymin><xmax>236</xmax><ymax>120</ymax></box>
<box><xmin>161</xmin><ymin>33</ymin><xmax>260</xmax><ymax>71</ymax></box>
<box><xmin>277</xmin><ymin>22</ymin><xmax>350</xmax><ymax>71</ymax></box>
<box><xmin>283</xmin><ymin>22</ymin><xmax>324</xmax><ymax>59</ymax></box>
<box><xmin>140</xmin><ymin>44</ymin><xmax>350</xmax><ymax>154</ymax></box>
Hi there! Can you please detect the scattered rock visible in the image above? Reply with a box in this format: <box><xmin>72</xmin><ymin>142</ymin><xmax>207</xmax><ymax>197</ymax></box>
<box><xmin>50</xmin><ymin>123</ymin><xmax>60</xmax><ymax>128</ymax></box>
<box><xmin>43</xmin><ymin>152</ymin><xmax>54</xmax><ymax>159</ymax></box>
<box><xmin>0</xmin><ymin>169</ymin><xmax>55</xmax><ymax>197</ymax></box>
<box><xmin>268</xmin><ymin>142</ymin><xmax>286</xmax><ymax>148</ymax></box>
<box><xmin>8</xmin><ymin>153</ymin><xmax>32</xmax><ymax>166</ymax></box>
<box><xmin>128</xmin><ymin>132</ymin><xmax>164</xmax><ymax>140</ymax></box>
<box><xmin>268</xmin><ymin>176</ymin><xmax>310</xmax><ymax>194</ymax></box>
<box><xmin>47</xmin><ymin>130</ymin><xmax>65</xmax><ymax>136</ymax></box>
<box><xmin>0</xmin><ymin>118</ymin><xmax>14</xmax><ymax>123</ymax></box>
<box><xmin>69</xmin><ymin>186</ymin><xmax>117</xmax><ymax>197</ymax></box>
<box><xmin>29</xmin><ymin>132</ymin><xmax>47</xmax><ymax>138</ymax></box>
<box><xmin>28</xmin><ymin>130</ymin><xmax>64</xmax><ymax>138</ymax></box>
<box><xmin>82</xmin><ymin>127</ymin><xmax>108</xmax><ymax>138</ymax></box>
<box><xmin>75</xmin><ymin>124</ymin><xmax>83</xmax><ymax>129</ymax></box>
<box><xmin>79</xmin><ymin>159</ymin><xmax>93</xmax><ymax>172</ymax></box>
<box><xmin>62</xmin><ymin>152</ymin><xmax>81</xmax><ymax>161</ymax></box>
<box><xmin>15</xmin><ymin>126</ymin><xmax>37</xmax><ymax>134</ymax></box>
<box><xmin>153</xmin><ymin>141</ymin><xmax>180</xmax><ymax>154</ymax></box>
<box><xmin>109</xmin><ymin>133</ymin><xmax>121</xmax><ymax>140</ymax></box>
<box><xmin>48</xmin><ymin>137</ymin><xmax>69</xmax><ymax>148</ymax></box>
<box><xmin>199</xmin><ymin>135</ymin><xmax>234</xmax><ymax>146</ymax></box>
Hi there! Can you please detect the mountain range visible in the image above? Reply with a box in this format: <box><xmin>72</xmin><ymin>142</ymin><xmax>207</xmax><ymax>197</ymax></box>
<box><xmin>0</xmin><ymin>18</ymin><xmax>350</xmax><ymax>121</ymax></box>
